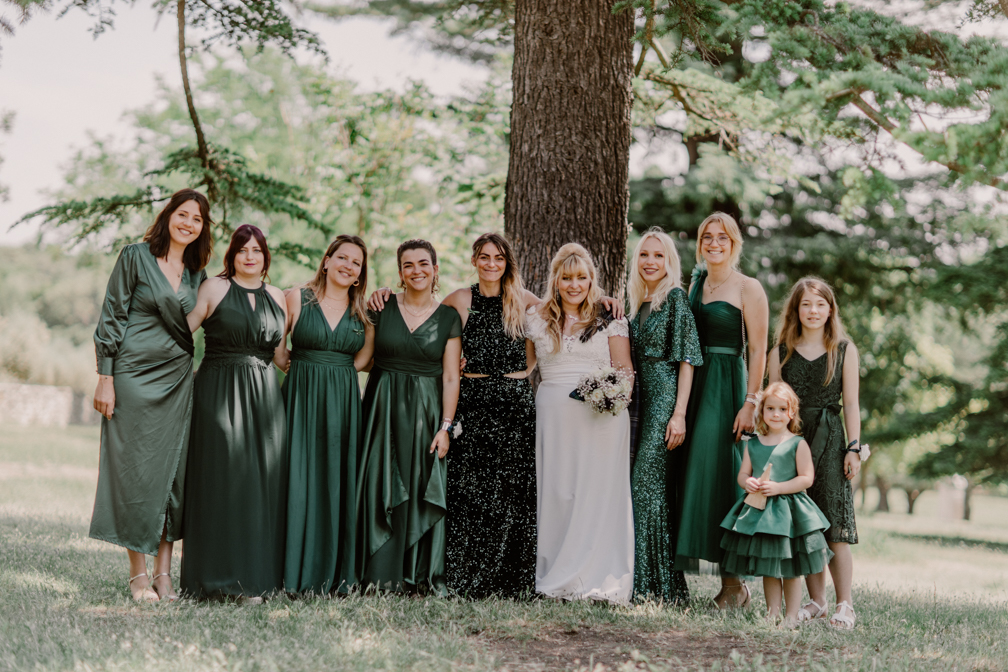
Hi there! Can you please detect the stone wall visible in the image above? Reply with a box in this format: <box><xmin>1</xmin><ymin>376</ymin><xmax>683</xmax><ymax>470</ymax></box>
<box><xmin>0</xmin><ymin>382</ymin><xmax>100</xmax><ymax>426</ymax></box>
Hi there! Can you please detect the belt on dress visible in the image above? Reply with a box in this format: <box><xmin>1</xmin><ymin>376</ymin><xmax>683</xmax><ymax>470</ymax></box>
<box><xmin>200</xmin><ymin>351</ymin><xmax>273</xmax><ymax>369</ymax></box>
<box><xmin>702</xmin><ymin>346</ymin><xmax>742</xmax><ymax>357</ymax></box>
<box><xmin>291</xmin><ymin>349</ymin><xmax>355</xmax><ymax>367</ymax></box>
<box><xmin>806</xmin><ymin>402</ymin><xmax>843</xmax><ymax>461</ymax></box>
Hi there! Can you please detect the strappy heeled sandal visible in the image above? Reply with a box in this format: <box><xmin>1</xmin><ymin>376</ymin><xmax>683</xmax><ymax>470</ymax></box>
<box><xmin>713</xmin><ymin>581</ymin><xmax>751</xmax><ymax>610</ymax></box>
<box><xmin>151</xmin><ymin>572</ymin><xmax>179</xmax><ymax>602</ymax></box>
<box><xmin>830</xmin><ymin>601</ymin><xmax>856</xmax><ymax>629</ymax></box>
<box><xmin>128</xmin><ymin>573</ymin><xmax>160</xmax><ymax>603</ymax></box>
<box><xmin>797</xmin><ymin>599</ymin><xmax>828</xmax><ymax>622</ymax></box>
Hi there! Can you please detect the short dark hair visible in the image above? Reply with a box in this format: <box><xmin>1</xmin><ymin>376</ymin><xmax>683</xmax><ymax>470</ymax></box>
<box><xmin>143</xmin><ymin>189</ymin><xmax>213</xmax><ymax>272</ymax></box>
<box><xmin>218</xmin><ymin>224</ymin><xmax>271</xmax><ymax>282</ymax></box>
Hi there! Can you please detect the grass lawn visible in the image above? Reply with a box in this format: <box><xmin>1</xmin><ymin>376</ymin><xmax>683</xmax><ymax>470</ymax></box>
<box><xmin>1</xmin><ymin>424</ymin><xmax>1007</xmax><ymax>671</ymax></box>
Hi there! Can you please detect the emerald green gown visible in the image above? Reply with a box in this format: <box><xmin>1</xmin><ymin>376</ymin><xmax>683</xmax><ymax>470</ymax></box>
<box><xmin>675</xmin><ymin>270</ymin><xmax>747</xmax><ymax>572</ymax></box>
<box><xmin>90</xmin><ymin>242</ymin><xmax>205</xmax><ymax>554</ymax></box>
<box><xmin>180</xmin><ymin>280</ymin><xmax>287</xmax><ymax>599</ymax></box>
<box><xmin>356</xmin><ymin>300</ymin><xmax>462</xmax><ymax>595</ymax></box>
<box><xmin>283</xmin><ymin>288</ymin><xmax>365</xmax><ymax>594</ymax></box>
<box><xmin>629</xmin><ymin>288</ymin><xmax>703</xmax><ymax>603</ymax></box>
<box><xmin>720</xmin><ymin>435</ymin><xmax>832</xmax><ymax>578</ymax></box>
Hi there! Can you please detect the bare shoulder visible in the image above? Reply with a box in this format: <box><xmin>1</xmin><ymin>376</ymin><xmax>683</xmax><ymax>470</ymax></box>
<box><xmin>264</xmin><ymin>284</ymin><xmax>288</xmax><ymax>311</ymax></box>
<box><xmin>740</xmin><ymin>273</ymin><xmax>767</xmax><ymax>301</ymax></box>
<box><xmin>442</xmin><ymin>287</ymin><xmax>472</xmax><ymax>310</ymax></box>
<box><xmin>199</xmin><ymin>276</ymin><xmax>230</xmax><ymax>299</ymax></box>
<box><xmin>844</xmin><ymin>341</ymin><xmax>860</xmax><ymax>365</ymax></box>
<box><xmin>523</xmin><ymin>289</ymin><xmax>543</xmax><ymax>309</ymax></box>
<box><xmin>284</xmin><ymin>283</ymin><xmax>306</xmax><ymax>298</ymax></box>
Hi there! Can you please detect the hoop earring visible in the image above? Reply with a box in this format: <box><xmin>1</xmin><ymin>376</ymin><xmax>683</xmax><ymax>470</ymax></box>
<box><xmin>353</xmin><ymin>279</ymin><xmax>360</xmax><ymax>287</ymax></box>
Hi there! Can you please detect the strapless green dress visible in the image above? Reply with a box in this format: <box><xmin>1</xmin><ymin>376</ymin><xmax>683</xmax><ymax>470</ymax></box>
<box><xmin>283</xmin><ymin>288</ymin><xmax>365</xmax><ymax>595</ymax></box>
<box><xmin>720</xmin><ymin>435</ymin><xmax>832</xmax><ymax>578</ymax></box>
<box><xmin>675</xmin><ymin>271</ymin><xmax>747</xmax><ymax>571</ymax></box>
<box><xmin>180</xmin><ymin>280</ymin><xmax>287</xmax><ymax>599</ymax></box>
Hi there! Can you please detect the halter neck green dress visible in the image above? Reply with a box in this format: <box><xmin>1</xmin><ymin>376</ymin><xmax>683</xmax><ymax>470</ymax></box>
<box><xmin>283</xmin><ymin>288</ymin><xmax>366</xmax><ymax>595</ymax></box>
<box><xmin>675</xmin><ymin>270</ymin><xmax>747</xmax><ymax>572</ymax></box>
<box><xmin>720</xmin><ymin>435</ymin><xmax>832</xmax><ymax>578</ymax></box>
<box><xmin>90</xmin><ymin>243</ymin><xmax>205</xmax><ymax>554</ymax></box>
<box><xmin>356</xmin><ymin>299</ymin><xmax>461</xmax><ymax>595</ymax></box>
<box><xmin>180</xmin><ymin>280</ymin><xmax>287</xmax><ymax>599</ymax></box>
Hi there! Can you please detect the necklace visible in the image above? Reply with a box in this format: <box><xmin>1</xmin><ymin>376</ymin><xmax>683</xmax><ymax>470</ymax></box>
<box><xmin>319</xmin><ymin>293</ymin><xmax>347</xmax><ymax>312</ymax></box>
<box><xmin>402</xmin><ymin>296</ymin><xmax>435</xmax><ymax>318</ymax></box>
<box><xmin>161</xmin><ymin>257</ymin><xmax>182</xmax><ymax>279</ymax></box>
<box><xmin>706</xmin><ymin>269</ymin><xmax>734</xmax><ymax>293</ymax></box>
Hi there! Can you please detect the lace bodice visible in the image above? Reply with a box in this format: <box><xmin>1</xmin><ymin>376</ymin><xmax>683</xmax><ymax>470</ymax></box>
<box><xmin>526</xmin><ymin>310</ymin><xmax>629</xmax><ymax>380</ymax></box>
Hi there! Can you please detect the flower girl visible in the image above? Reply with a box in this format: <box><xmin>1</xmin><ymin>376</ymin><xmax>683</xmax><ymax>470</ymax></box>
<box><xmin>719</xmin><ymin>382</ymin><xmax>832</xmax><ymax>626</ymax></box>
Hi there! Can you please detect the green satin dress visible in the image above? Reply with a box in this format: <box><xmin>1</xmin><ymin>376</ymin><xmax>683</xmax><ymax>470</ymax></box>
<box><xmin>283</xmin><ymin>288</ymin><xmax>365</xmax><ymax>595</ymax></box>
<box><xmin>180</xmin><ymin>280</ymin><xmax>287</xmax><ymax>599</ymax></box>
<box><xmin>89</xmin><ymin>242</ymin><xmax>205</xmax><ymax>555</ymax></box>
<box><xmin>629</xmin><ymin>288</ymin><xmax>703</xmax><ymax>603</ymax></box>
<box><xmin>675</xmin><ymin>270</ymin><xmax>747</xmax><ymax>572</ymax></box>
<box><xmin>720</xmin><ymin>435</ymin><xmax>832</xmax><ymax>578</ymax></box>
<box><xmin>356</xmin><ymin>299</ymin><xmax>462</xmax><ymax>595</ymax></box>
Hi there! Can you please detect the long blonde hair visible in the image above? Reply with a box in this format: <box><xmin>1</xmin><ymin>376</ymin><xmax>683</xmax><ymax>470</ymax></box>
<box><xmin>472</xmin><ymin>233</ymin><xmax>526</xmax><ymax>340</ymax></box>
<box><xmin>696</xmin><ymin>212</ymin><xmax>744</xmax><ymax>269</ymax></box>
<box><xmin>774</xmin><ymin>276</ymin><xmax>848</xmax><ymax>386</ymax></box>
<box><xmin>756</xmin><ymin>382</ymin><xmax>803</xmax><ymax>435</ymax></box>
<box><xmin>627</xmin><ymin>227</ymin><xmax>682</xmax><ymax>319</ymax></box>
<box><xmin>538</xmin><ymin>243</ymin><xmax>603</xmax><ymax>354</ymax></box>
<box><xmin>306</xmin><ymin>235</ymin><xmax>371</xmax><ymax>326</ymax></box>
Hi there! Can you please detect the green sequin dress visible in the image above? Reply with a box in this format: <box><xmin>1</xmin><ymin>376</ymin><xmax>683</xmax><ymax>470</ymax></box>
<box><xmin>779</xmin><ymin>342</ymin><xmax>858</xmax><ymax>544</ymax></box>
<box><xmin>180</xmin><ymin>280</ymin><xmax>287</xmax><ymax>599</ymax></box>
<box><xmin>629</xmin><ymin>288</ymin><xmax>702</xmax><ymax>603</ymax></box>
<box><xmin>720</xmin><ymin>435</ymin><xmax>832</xmax><ymax>578</ymax></box>
<box><xmin>282</xmin><ymin>288</ymin><xmax>366</xmax><ymax>595</ymax></box>
<box><xmin>356</xmin><ymin>300</ymin><xmax>462</xmax><ymax>595</ymax></box>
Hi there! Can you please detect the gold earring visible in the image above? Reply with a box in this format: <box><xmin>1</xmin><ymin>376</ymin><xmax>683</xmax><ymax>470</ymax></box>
<box><xmin>353</xmin><ymin>279</ymin><xmax>360</xmax><ymax>287</ymax></box>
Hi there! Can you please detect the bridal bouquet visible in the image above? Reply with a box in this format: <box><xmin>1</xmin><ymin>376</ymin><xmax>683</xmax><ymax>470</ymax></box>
<box><xmin>569</xmin><ymin>367</ymin><xmax>633</xmax><ymax>416</ymax></box>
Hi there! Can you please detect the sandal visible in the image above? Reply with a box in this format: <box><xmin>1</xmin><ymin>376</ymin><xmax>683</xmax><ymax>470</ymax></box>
<box><xmin>830</xmin><ymin>601</ymin><xmax>856</xmax><ymax>629</ymax></box>
<box><xmin>152</xmin><ymin>572</ymin><xmax>179</xmax><ymax>602</ymax></box>
<box><xmin>713</xmin><ymin>581</ymin><xmax>751</xmax><ymax>610</ymax></box>
<box><xmin>128</xmin><ymin>573</ymin><xmax>160</xmax><ymax>603</ymax></box>
<box><xmin>797</xmin><ymin>599</ymin><xmax>828</xmax><ymax>622</ymax></box>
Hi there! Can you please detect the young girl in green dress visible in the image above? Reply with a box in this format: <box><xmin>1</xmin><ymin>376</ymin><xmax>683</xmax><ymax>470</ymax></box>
<box><xmin>768</xmin><ymin>277</ymin><xmax>862</xmax><ymax>629</ymax></box>
<box><xmin>720</xmin><ymin>382</ymin><xmax>832</xmax><ymax>627</ymax></box>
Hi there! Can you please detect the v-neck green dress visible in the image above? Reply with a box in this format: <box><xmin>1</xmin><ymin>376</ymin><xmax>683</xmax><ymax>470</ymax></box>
<box><xmin>180</xmin><ymin>280</ymin><xmax>287</xmax><ymax>599</ymax></box>
<box><xmin>90</xmin><ymin>242</ymin><xmax>205</xmax><ymax>554</ymax></box>
<box><xmin>356</xmin><ymin>299</ymin><xmax>462</xmax><ymax>595</ymax></box>
<box><xmin>283</xmin><ymin>288</ymin><xmax>366</xmax><ymax>595</ymax></box>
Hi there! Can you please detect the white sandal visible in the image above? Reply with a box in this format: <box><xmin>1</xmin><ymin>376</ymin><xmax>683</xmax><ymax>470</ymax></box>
<box><xmin>128</xmin><ymin>573</ymin><xmax>159</xmax><ymax>603</ymax></box>
<box><xmin>830</xmin><ymin>601</ymin><xmax>856</xmax><ymax>629</ymax></box>
<box><xmin>797</xmin><ymin>599</ymin><xmax>828</xmax><ymax>622</ymax></box>
<box><xmin>152</xmin><ymin>572</ymin><xmax>179</xmax><ymax>602</ymax></box>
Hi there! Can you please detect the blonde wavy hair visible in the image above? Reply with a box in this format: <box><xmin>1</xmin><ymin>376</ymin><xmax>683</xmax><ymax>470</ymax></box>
<box><xmin>696</xmin><ymin>212</ymin><xmax>744</xmax><ymax>269</ymax></box>
<box><xmin>472</xmin><ymin>233</ymin><xmax>526</xmax><ymax>340</ymax></box>
<box><xmin>305</xmin><ymin>235</ymin><xmax>371</xmax><ymax>326</ymax></box>
<box><xmin>774</xmin><ymin>276</ymin><xmax>848</xmax><ymax>386</ymax></box>
<box><xmin>627</xmin><ymin>227</ymin><xmax>682</xmax><ymax>319</ymax></box>
<box><xmin>538</xmin><ymin>243</ymin><xmax>603</xmax><ymax>354</ymax></box>
<box><xmin>755</xmin><ymin>382</ymin><xmax>803</xmax><ymax>435</ymax></box>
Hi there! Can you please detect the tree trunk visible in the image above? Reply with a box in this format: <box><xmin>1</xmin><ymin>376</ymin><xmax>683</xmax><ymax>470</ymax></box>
<box><xmin>875</xmin><ymin>474</ymin><xmax>890</xmax><ymax>513</ymax></box>
<box><xmin>505</xmin><ymin>0</ymin><xmax>634</xmax><ymax>297</ymax></box>
<box><xmin>963</xmin><ymin>480</ymin><xmax>974</xmax><ymax>521</ymax></box>
<box><xmin>905</xmin><ymin>487</ymin><xmax>921</xmax><ymax>515</ymax></box>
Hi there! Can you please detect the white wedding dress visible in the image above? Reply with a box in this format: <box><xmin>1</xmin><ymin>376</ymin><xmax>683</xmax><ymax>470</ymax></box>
<box><xmin>527</xmin><ymin>311</ymin><xmax>634</xmax><ymax>603</ymax></box>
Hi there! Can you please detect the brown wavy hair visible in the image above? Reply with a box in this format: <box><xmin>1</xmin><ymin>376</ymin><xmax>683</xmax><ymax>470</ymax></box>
<box><xmin>218</xmin><ymin>224</ymin><xmax>271</xmax><ymax>282</ymax></box>
<box><xmin>538</xmin><ymin>243</ymin><xmax>602</xmax><ymax>354</ymax></box>
<box><xmin>305</xmin><ymin>235</ymin><xmax>371</xmax><ymax>326</ymax></box>
<box><xmin>396</xmin><ymin>239</ymin><xmax>439</xmax><ymax>295</ymax></box>
<box><xmin>756</xmin><ymin>382</ymin><xmax>803</xmax><ymax>435</ymax></box>
<box><xmin>774</xmin><ymin>276</ymin><xmax>848</xmax><ymax>386</ymax></box>
<box><xmin>472</xmin><ymin>232</ymin><xmax>526</xmax><ymax>340</ymax></box>
<box><xmin>143</xmin><ymin>188</ymin><xmax>213</xmax><ymax>271</ymax></box>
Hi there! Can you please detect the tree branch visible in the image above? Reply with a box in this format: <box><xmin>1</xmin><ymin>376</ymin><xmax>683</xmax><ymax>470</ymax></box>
<box><xmin>177</xmin><ymin>0</ymin><xmax>209</xmax><ymax>174</ymax></box>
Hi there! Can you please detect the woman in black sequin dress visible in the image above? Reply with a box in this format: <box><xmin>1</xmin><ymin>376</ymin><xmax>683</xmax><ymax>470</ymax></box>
<box><xmin>443</xmin><ymin>233</ymin><xmax>538</xmax><ymax>598</ymax></box>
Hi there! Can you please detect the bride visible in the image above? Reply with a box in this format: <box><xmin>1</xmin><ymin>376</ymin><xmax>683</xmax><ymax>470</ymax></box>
<box><xmin>526</xmin><ymin>243</ymin><xmax>635</xmax><ymax>603</ymax></box>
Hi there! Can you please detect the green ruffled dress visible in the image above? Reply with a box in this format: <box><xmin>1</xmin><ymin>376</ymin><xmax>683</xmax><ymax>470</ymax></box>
<box><xmin>356</xmin><ymin>300</ymin><xmax>462</xmax><ymax>595</ymax></box>
<box><xmin>282</xmin><ymin>288</ymin><xmax>366</xmax><ymax>594</ymax></box>
<box><xmin>720</xmin><ymin>435</ymin><xmax>832</xmax><ymax>578</ymax></box>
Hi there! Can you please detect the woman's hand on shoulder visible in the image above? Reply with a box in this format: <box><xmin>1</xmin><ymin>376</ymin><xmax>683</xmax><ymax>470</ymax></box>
<box><xmin>367</xmin><ymin>287</ymin><xmax>393</xmax><ymax>312</ymax></box>
<box><xmin>600</xmin><ymin>296</ymin><xmax>624</xmax><ymax>320</ymax></box>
